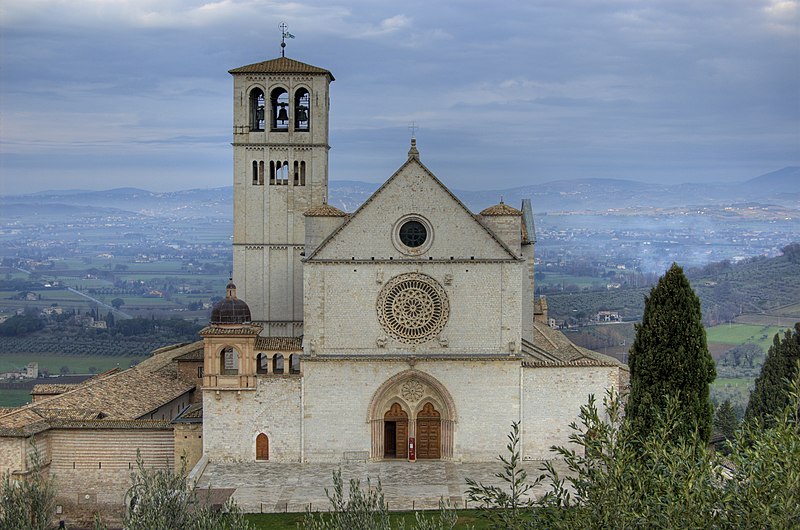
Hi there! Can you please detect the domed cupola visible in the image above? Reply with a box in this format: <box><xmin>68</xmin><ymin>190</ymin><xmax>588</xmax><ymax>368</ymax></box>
<box><xmin>210</xmin><ymin>280</ymin><xmax>252</xmax><ymax>324</ymax></box>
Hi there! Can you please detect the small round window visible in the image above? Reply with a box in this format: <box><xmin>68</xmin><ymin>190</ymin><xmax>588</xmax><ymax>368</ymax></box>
<box><xmin>399</xmin><ymin>221</ymin><xmax>427</xmax><ymax>248</ymax></box>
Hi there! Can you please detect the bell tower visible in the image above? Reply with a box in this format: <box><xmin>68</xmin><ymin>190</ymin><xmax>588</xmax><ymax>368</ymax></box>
<box><xmin>229</xmin><ymin>56</ymin><xmax>334</xmax><ymax>336</ymax></box>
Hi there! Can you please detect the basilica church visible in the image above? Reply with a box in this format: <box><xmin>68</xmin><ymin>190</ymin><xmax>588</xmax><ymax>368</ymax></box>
<box><xmin>0</xmin><ymin>54</ymin><xmax>625</xmax><ymax>522</ymax></box>
<box><xmin>199</xmin><ymin>55</ymin><xmax>626</xmax><ymax>464</ymax></box>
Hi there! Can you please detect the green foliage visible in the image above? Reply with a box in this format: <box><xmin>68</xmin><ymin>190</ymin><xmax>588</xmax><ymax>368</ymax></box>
<box><xmin>110</xmin><ymin>297</ymin><xmax>125</xmax><ymax>309</ymax></box>
<box><xmin>303</xmin><ymin>469</ymin><xmax>457</xmax><ymax>530</ymax></box>
<box><xmin>745</xmin><ymin>323</ymin><xmax>800</xmax><ymax>427</ymax></box>
<box><xmin>0</xmin><ymin>314</ymin><xmax>45</xmax><ymax>336</ymax></box>
<box><xmin>94</xmin><ymin>454</ymin><xmax>250</xmax><ymax>530</ymax></box>
<box><xmin>0</xmin><ymin>449</ymin><xmax>56</xmax><ymax>530</ymax></box>
<box><xmin>627</xmin><ymin>263</ymin><xmax>716</xmax><ymax>443</ymax></box>
<box><xmin>722</xmin><ymin>362</ymin><xmax>800</xmax><ymax>528</ymax></box>
<box><xmin>467</xmin><ymin>370</ymin><xmax>800</xmax><ymax>529</ymax></box>
<box><xmin>713</xmin><ymin>399</ymin><xmax>740</xmax><ymax>443</ymax></box>
<box><xmin>303</xmin><ymin>469</ymin><xmax>391</xmax><ymax>530</ymax></box>
<box><xmin>465</xmin><ymin>422</ymin><xmax>538</xmax><ymax>529</ymax></box>
<box><xmin>534</xmin><ymin>389</ymin><xmax>722</xmax><ymax>528</ymax></box>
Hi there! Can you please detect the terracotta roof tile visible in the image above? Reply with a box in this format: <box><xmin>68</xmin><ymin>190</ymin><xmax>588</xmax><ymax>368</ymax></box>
<box><xmin>228</xmin><ymin>57</ymin><xmax>334</xmax><ymax>80</ymax></box>
<box><xmin>31</xmin><ymin>384</ymin><xmax>76</xmax><ymax>396</ymax></box>
<box><xmin>480</xmin><ymin>203</ymin><xmax>523</xmax><ymax>216</ymax></box>
<box><xmin>254</xmin><ymin>336</ymin><xmax>302</xmax><ymax>351</ymax></box>
<box><xmin>520</xmin><ymin>322</ymin><xmax>623</xmax><ymax>367</ymax></box>
<box><xmin>0</xmin><ymin>341</ymin><xmax>201</xmax><ymax>436</ymax></box>
<box><xmin>304</xmin><ymin>204</ymin><xmax>347</xmax><ymax>217</ymax></box>
<box><xmin>199</xmin><ymin>324</ymin><xmax>263</xmax><ymax>336</ymax></box>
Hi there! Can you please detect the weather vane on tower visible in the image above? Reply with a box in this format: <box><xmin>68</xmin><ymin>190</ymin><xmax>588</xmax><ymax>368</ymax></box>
<box><xmin>280</xmin><ymin>22</ymin><xmax>295</xmax><ymax>57</ymax></box>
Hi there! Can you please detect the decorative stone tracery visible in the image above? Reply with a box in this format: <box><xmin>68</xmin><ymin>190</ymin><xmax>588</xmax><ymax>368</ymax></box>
<box><xmin>376</xmin><ymin>273</ymin><xmax>449</xmax><ymax>344</ymax></box>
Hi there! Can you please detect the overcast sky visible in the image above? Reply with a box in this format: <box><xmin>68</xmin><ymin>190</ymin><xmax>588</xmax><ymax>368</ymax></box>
<box><xmin>0</xmin><ymin>0</ymin><xmax>798</xmax><ymax>195</ymax></box>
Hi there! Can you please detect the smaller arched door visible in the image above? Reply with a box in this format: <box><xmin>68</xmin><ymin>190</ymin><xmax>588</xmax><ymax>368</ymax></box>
<box><xmin>383</xmin><ymin>403</ymin><xmax>408</xmax><ymax>459</ymax></box>
<box><xmin>416</xmin><ymin>402</ymin><xmax>441</xmax><ymax>459</ymax></box>
<box><xmin>256</xmin><ymin>433</ymin><xmax>269</xmax><ymax>461</ymax></box>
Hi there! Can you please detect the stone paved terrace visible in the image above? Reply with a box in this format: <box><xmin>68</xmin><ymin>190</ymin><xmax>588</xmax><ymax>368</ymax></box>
<box><xmin>196</xmin><ymin>459</ymin><xmax>568</xmax><ymax>513</ymax></box>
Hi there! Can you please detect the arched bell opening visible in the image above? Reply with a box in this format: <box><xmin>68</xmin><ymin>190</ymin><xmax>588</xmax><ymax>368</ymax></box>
<box><xmin>249</xmin><ymin>88</ymin><xmax>265</xmax><ymax>131</ymax></box>
<box><xmin>294</xmin><ymin>88</ymin><xmax>310</xmax><ymax>131</ymax></box>
<box><xmin>270</xmin><ymin>88</ymin><xmax>289</xmax><ymax>131</ymax></box>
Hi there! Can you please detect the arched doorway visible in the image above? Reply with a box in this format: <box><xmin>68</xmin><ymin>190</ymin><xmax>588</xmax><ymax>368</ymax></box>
<box><xmin>256</xmin><ymin>433</ymin><xmax>269</xmax><ymax>461</ymax></box>
<box><xmin>368</xmin><ymin>371</ymin><xmax>456</xmax><ymax>460</ymax></box>
<box><xmin>416</xmin><ymin>402</ymin><xmax>441</xmax><ymax>459</ymax></box>
<box><xmin>383</xmin><ymin>403</ymin><xmax>408</xmax><ymax>459</ymax></box>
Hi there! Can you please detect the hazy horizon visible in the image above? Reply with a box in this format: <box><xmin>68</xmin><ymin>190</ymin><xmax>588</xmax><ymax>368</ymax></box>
<box><xmin>1</xmin><ymin>1</ymin><xmax>798</xmax><ymax>195</ymax></box>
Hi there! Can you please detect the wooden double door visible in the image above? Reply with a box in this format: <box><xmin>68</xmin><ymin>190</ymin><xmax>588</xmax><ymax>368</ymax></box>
<box><xmin>383</xmin><ymin>402</ymin><xmax>441</xmax><ymax>460</ymax></box>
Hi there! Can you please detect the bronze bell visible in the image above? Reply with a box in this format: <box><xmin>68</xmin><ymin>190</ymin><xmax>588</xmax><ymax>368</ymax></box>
<box><xmin>296</xmin><ymin>105</ymin><xmax>308</xmax><ymax>122</ymax></box>
<box><xmin>277</xmin><ymin>104</ymin><xmax>289</xmax><ymax>121</ymax></box>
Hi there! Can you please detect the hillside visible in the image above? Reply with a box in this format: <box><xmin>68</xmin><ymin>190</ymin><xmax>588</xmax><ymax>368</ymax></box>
<box><xmin>545</xmin><ymin>245</ymin><xmax>800</xmax><ymax>326</ymax></box>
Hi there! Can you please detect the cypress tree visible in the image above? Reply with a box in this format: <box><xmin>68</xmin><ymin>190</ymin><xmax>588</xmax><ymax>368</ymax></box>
<box><xmin>745</xmin><ymin>323</ymin><xmax>800</xmax><ymax>427</ymax></box>
<box><xmin>627</xmin><ymin>263</ymin><xmax>716</xmax><ymax>443</ymax></box>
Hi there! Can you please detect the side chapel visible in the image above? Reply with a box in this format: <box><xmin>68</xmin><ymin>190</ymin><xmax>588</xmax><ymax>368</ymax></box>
<box><xmin>200</xmin><ymin>55</ymin><xmax>627</xmax><ymax>463</ymax></box>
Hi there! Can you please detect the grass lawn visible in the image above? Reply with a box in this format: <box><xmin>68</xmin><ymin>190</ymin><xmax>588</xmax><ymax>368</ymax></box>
<box><xmin>0</xmin><ymin>353</ymin><xmax>143</xmax><ymax>375</ymax></box>
<box><xmin>705</xmin><ymin>324</ymin><xmax>787</xmax><ymax>350</ymax></box>
<box><xmin>245</xmin><ymin>509</ymin><xmax>490</xmax><ymax>529</ymax></box>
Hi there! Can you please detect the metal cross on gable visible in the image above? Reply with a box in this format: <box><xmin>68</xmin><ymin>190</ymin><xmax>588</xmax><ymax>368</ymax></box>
<box><xmin>408</xmin><ymin>122</ymin><xmax>418</xmax><ymax>139</ymax></box>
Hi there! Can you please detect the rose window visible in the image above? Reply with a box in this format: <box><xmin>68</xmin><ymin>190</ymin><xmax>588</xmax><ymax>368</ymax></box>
<box><xmin>377</xmin><ymin>273</ymin><xmax>449</xmax><ymax>344</ymax></box>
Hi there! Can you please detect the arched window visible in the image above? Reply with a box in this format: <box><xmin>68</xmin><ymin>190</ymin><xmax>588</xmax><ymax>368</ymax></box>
<box><xmin>258</xmin><ymin>161</ymin><xmax>265</xmax><ymax>185</ymax></box>
<box><xmin>300</xmin><ymin>161</ymin><xmax>306</xmax><ymax>186</ymax></box>
<box><xmin>295</xmin><ymin>88</ymin><xmax>310</xmax><ymax>131</ymax></box>
<box><xmin>293</xmin><ymin>161</ymin><xmax>299</xmax><ymax>186</ymax></box>
<box><xmin>220</xmin><ymin>347</ymin><xmax>239</xmax><ymax>375</ymax></box>
<box><xmin>273</xmin><ymin>354</ymin><xmax>284</xmax><ymax>375</ymax></box>
<box><xmin>250</xmin><ymin>88</ymin><xmax>265</xmax><ymax>131</ymax></box>
<box><xmin>271</xmin><ymin>88</ymin><xmax>289</xmax><ymax>131</ymax></box>
<box><xmin>256</xmin><ymin>433</ymin><xmax>269</xmax><ymax>461</ymax></box>
<box><xmin>256</xmin><ymin>353</ymin><xmax>269</xmax><ymax>374</ymax></box>
<box><xmin>289</xmin><ymin>354</ymin><xmax>300</xmax><ymax>374</ymax></box>
<box><xmin>252</xmin><ymin>161</ymin><xmax>258</xmax><ymax>185</ymax></box>
<box><xmin>269</xmin><ymin>161</ymin><xmax>276</xmax><ymax>185</ymax></box>
<box><xmin>280</xmin><ymin>161</ymin><xmax>289</xmax><ymax>185</ymax></box>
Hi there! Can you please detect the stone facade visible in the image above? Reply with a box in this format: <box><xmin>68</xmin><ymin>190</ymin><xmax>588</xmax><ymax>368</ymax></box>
<box><xmin>198</xmin><ymin>55</ymin><xmax>627</xmax><ymax>468</ymax></box>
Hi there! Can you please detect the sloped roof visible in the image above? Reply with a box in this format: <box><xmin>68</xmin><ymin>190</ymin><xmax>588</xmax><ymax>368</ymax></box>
<box><xmin>31</xmin><ymin>384</ymin><xmax>76</xmax><ymax>396</ymax></box>
<box><xmin>199</xmin><ymin>324</ymin><xmax>263</xmax><ymax>336</ymax></box>
<box><xmin>304</xmin><ymin>204</ymin><xmax>347</xmax><ymax>217</ymax></box>
<box><xmin>0</xmin><ymin>342</ymin><xmax>200</xmax><ymax>437</ymax></box>
<box><xmin>229</xmin><ymin>57</ymin><xmax>334</xmax><ymax>80</ymax></box>
<box><xmin>521</xmin><ymin>322</ymin><xmax>624</xmax><ymax>368</ymax></box>
<box><xmin>255</xmin><ymin>336</ymin><xmax>302</xmax><ymax>351</ymax></box>
<box><xmin>480</xmin><ymin>203</ymin><xmax>523</xmax><ymax>216</ymax></box>
<box><xmin>305</xmin><ymin>150</ymin><xmax>521</xmax><ymax>262</ymax></box>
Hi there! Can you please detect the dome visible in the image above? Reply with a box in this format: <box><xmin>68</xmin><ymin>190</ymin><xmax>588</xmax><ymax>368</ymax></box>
<box><xmin>210</xmin><ymin>280</ymin><xmax>251</xmax><ymax>324</ymax></box>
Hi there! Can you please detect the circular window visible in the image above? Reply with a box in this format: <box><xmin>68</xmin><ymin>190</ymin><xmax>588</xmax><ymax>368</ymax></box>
<box><xmin>392</xmin><ymin>215</ymin><xmax>433</xmax><ymax>256</ymax></box>
<box><xmin>377</xmin><ymin>273</ymin><xmax>449</xmax><ymax>344</ymax></box>
<box><xmin>399</xmin><ymin>221</ymin><xmax>427</xmax><ymax>247</ymax></box>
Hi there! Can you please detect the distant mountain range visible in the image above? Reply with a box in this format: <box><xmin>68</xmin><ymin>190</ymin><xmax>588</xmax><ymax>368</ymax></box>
<box><xmin>2</xmin><ymin>167</ymin><xmax>797</xmax><ymax>219</ymax></box>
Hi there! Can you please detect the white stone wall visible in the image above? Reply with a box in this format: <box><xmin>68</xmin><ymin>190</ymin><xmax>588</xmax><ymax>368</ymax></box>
<box><xmin>311</xmin><ymin>164</ymin><xmax>517</xmax><ymax>263</ymax></box>
<box><xmin>203</xmin><ymin>376</ymin><xmax>302</xmax><ymax>462</ymax></box>
<box><xmin>48</xmin><ymin>429</ymin><xmax>174</xmax><ymax>521</ymax></box>
<box><xmin>232</xmin><ymin>70</ymin><xmax>331</xmax><ymax>327</ymax></box>
<box><xmin>304</xmin><ymin>261</ymin><xmax>521</xmax><ymax>355</ymax></box>
<box><xmin>521</xmin><ymin>365</ymin><xmax>619</xmax><ymax>460</ymax></box>
<box><xmin>302</xmin><ymin>359</ymin><xmax>520</xmax><ymax>462</ymax></box>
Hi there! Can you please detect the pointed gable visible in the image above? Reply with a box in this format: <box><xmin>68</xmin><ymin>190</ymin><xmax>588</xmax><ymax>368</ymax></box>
<box><xmin>307</xmin><ymin>157</ymin><xmax>520</xmax><ymax>262</ymax></box>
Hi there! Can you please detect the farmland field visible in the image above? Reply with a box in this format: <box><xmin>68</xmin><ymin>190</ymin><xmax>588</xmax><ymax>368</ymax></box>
<box><xmin>705</xmin><ymin>324</ymin><xmax>788</xmax><ymax>350</ymax></box>
<box><xmin>0</xmin><ymin>353</ymin><xmax>144</xmax><ymax>375</ymax></box>
<box><xmin>0</xmin><ymin>389</ymin><xmax>32</xmax><ymax>407</ymax></box>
